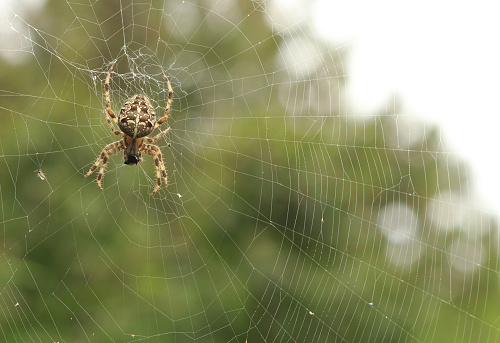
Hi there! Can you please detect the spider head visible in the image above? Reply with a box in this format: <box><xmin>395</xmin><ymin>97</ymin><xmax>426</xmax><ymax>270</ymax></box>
<box><xmin>124</xmin><ymin>153</ymin><xmax>140</xmax><ymax>165</ymax></box>
<box><xmin>123</xmin><ymin>137</ymin><xmax>143</xmax><ymax>165</ymax></box>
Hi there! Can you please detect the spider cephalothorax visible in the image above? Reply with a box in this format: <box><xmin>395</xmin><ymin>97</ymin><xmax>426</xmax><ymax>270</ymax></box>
<box><xmin>85</xmin><ymin>65</ymin><xmax>173</xmax><ymax>195</ymax></box>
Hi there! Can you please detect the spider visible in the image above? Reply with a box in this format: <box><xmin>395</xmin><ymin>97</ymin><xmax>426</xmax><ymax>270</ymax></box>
<box><xmin>85</xmin><ymin>65</ymin><xmax>172</xmax><ymax>195</ymax></box>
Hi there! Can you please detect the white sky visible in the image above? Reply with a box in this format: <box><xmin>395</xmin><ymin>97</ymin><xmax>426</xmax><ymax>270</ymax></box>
<box><xmin>312</xmin><ymin>0</ymin><xmax>500</xmax><ymax>215</ymax></box>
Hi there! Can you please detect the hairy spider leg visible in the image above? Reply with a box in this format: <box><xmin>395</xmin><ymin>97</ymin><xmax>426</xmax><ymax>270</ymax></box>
<box><xmin>142</xmin><ymin>143</ymin><xmax>168</xmax><ymax>195</ymax></box>
<box><xmin>143</xmin><ymin>127</ymin><xmax>171</xmax><ymax>144</ymax></box>
<box><xmin>153</xmin><ymin>73</ymin><xmax>173</xmax><ymax>129</ymax></box>
<box><xmin>104</xmin><ymin>65</ymin><xmax>119</xmax><ymax>125</ymax></box>
<box><xmin>105</xmin><ymin>109</ymin><xmax>125</xmax><ymax>137</ymax></box>
<box><xmin>85</xmin><ymin>140</ymin><xmax>126</xmax><ymax>189</ymax></box>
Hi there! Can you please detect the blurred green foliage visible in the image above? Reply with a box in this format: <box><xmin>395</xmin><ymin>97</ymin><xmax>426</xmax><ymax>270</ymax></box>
<box><xmin>1</xmin><ymin>0</ymin><xmax>499</xmax><ymax>342</ymax></box>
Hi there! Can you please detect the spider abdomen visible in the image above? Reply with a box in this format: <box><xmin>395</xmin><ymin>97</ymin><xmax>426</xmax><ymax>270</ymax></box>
<box><xmin>118</xmin><ymin>95</ymin><xmax>156</xmax><ymax>138</ymax></box>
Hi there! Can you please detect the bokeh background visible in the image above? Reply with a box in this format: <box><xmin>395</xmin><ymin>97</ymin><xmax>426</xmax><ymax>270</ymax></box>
<box><xmin>1</xmin><ymin>0</ymin><xmax>499</xmax><ymax>342</ymax></box>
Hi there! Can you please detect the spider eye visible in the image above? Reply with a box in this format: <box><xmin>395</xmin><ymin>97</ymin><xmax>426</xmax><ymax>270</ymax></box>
<box><xmin>124</xmin><ymin>155</ymin><xmax>139</xmax><ymax>165</ymax></box>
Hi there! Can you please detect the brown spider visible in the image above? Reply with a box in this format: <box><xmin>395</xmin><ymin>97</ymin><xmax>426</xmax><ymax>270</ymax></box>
<box><xmin>85</xmin><ymin>65</ymin><xmax>172</xmax><ymax>195</ymax></box>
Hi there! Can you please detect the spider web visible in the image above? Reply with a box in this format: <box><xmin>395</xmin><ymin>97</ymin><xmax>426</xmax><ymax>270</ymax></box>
<box><xmin>1</xmin><ymin>0</ymin><xmax>499</xmax><ymax>342</ymax></box>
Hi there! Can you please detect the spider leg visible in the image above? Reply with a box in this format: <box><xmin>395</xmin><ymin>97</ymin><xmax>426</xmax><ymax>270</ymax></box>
<box><xmin>85</xmin><ymin>140</ymin><xmax>125</xmax><ymax>190</ymax></box>
<box><xmin>105</xmin><ymin>110</ymin><xmax>125</xmax><ymax>137</ymax></box>
<box><xmin>143</xmin><ymin>127</ymin><xmax>171</xmax><ymax>144</ymax></box>
<box><xmin>105</xmin><ymin>65</ymin><xmax>119</xmax><ymax>125</ymax></box>
<box><xmin>141</xmin><ymin>143</ymin><xmax>168</xmax><ymax>195</ymax></box>
<box><xmin>153</xmin><ymin>73</ymin><xmax>173</xmax><ymax>129</ymax></box>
